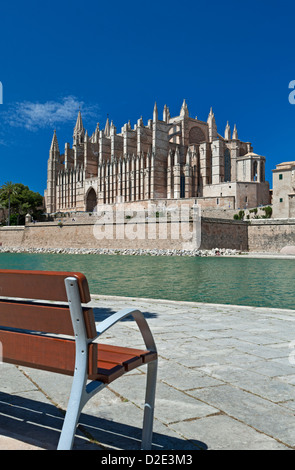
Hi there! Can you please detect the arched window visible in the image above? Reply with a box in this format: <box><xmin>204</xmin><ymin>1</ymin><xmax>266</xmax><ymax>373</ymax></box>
<box><xmin>253</xmin><ymin>161</ymin><xmax>258</xmax><ymax>181</ymax></box>
<box><xmin>224</xmin><ymin>148</ymin><xmax>231</xmax><ymax>182</ymax></box>
<box><xmin>86</xmin><ymin>188</ymin><xmax>97</xmax><ymax>212</ymax></box>
<box><xmin>180</xmin><ymin>174</ymin><xmax>185</xmax><ymax>198</ymax></box>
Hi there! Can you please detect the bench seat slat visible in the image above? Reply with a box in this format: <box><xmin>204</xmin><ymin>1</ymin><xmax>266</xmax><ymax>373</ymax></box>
<box><xmin>0</xmin><ymin>329</ymin><xmax>156</xmax><ymax>384</ymax></box>
<box><xmin>94</xmin><ymin>344</ymin><xmax>157</xmax><ymax>383</ymax></box>
<box><xmin>0</xmin><ymin>301</ymin><xmax>97</xmax><ymax>339</ymax></box>
<box><xmin>0</xmin><ymin>301</ymin><xmax>73</xmax><ymax>335</ymax></box>
<box><xmin>97</xmin><ymin>346</ymin><xmax>143</xmax><ymax>371</ymax></box>
<box><xmin>0</xmin><ymin>330</ymin><xmax>97</xmax><ymax>376</ymax></box>
<box><xmin>98</xmin><ymin>344</ymin><xmax>158</xmax><ymax>364</ymax></box>
<box><xmin>0</xmin><ymin>270</ymin><xmax>91</xmax><ymax>303</ymax></box>
<box><xmin>95</xmin><ymin>361</ymin><xmax>125</xmax><ymax>384</ymax></box>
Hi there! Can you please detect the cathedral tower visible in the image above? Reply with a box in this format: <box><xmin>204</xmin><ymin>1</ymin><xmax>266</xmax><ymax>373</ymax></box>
<box><xmin>45</xmin><ymin>130</ymin><xmax>60</xmax><ymax>213</ymax></box>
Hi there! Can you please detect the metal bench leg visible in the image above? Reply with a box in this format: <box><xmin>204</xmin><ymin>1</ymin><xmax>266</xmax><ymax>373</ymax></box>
<box><xmin>57</xmin><ymin>373</ymin><xmax>87</xmax><ymax>450</ymax></box>
<box><xmin>57</xmin><ymin>277</ymin><xmax>89</xmax><ymax>450</ymax></box>
<box><xmin>141</xmin><ymin>359</ymin><xmax>157</xmax><ymax>450</ymax></box>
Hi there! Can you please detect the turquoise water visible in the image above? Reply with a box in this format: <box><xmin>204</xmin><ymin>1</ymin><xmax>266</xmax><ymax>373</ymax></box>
<box><xmin>0</xmin><ymin>252</ymin><xmax>294</xmax><ymax>310</ymax></box>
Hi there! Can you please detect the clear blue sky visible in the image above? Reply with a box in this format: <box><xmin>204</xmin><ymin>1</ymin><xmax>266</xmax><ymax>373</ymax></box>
<box><xmin>0</xmin><ymin>0</ymin><xmax>295</xmax><ymax>194</ymax></box>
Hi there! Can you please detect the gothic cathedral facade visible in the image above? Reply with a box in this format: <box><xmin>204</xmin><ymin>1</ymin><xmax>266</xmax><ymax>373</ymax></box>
<box><xmin>45</xmin><ymin>100</ymin><xmax>269</xmax><ymax>213</ymax></box>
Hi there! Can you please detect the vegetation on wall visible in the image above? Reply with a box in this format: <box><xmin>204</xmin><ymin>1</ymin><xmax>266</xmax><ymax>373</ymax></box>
<box><xmin>233</xmin><ymin>210</ymin><xmax>245</xmax><ymax>220</ymax></box>
<box><xmin>233</xmin><ymin>206</ymin><xmax>272</xmax><ymax>221</ymax></box>
<box><xmin>261</xmin><ymin>206</ymin><xmax>272</xmax><ymax>218</ymax></box>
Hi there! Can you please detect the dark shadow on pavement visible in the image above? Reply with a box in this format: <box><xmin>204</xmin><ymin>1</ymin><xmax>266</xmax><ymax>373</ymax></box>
<box><xmin>92</xmin><ymin>307</ymin><xmax>158</xmax><ymax>323</ymax></box>
<box><xmin>0</xmin><ymin>391</ymin><xmax>207</xmax><ymax>450</ymax></box>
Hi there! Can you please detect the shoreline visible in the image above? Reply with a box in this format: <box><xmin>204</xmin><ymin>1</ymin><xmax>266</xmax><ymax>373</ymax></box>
<box><xmin>0</xmin><ymin>246</ymin><xmax>294</xmax><ymax>259</ymax></box>
<box><xmin>90</xmin><ymin>293</ymin><xmax>295</xmax><ymax>312</ymax></box>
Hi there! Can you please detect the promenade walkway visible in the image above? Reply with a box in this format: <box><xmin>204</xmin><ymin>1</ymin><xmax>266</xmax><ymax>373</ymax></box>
<box><xmin>1</xmin><ymin>295</ymin><xmax>295</xmax><ymax>450</ymax></box>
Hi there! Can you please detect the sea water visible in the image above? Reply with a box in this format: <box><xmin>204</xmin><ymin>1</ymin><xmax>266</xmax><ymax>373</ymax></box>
<box><xmin>0</xmin><ymin>252</ymin><xmax>294</xmax><ymax>310</ymax></box>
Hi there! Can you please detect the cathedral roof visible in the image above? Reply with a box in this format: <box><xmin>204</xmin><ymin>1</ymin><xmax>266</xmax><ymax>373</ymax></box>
<box><xmin>243</xmin><ymin>152</ymin><xmax>262</xmax><ymax>158</ymax></box>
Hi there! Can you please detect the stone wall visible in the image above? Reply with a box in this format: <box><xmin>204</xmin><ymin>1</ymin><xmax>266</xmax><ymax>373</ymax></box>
<box><xmin>0</xmin><ymin>226</ymin><xmax>24</xmax><ymax>247</ymax></box>
<box><xmin>248</xmin><ymin>219</ymin><xmax>295</xmax><ymax>252</ymax></box>
<box><xmin>21</xmin><ymin>221</ymin><xmax>190</xmax><ymax>251</ymax></box>
<box><xmin>0</xmin><ymin>217</ymin><xmax>248</xmax><ymax>252</ymax></box>
<box><xmin>200</xmin><ymin>218</ymin><xmax>248</xmax><ymax>250</ymax></box>
<box><xmin>1</xmin><ymin>220</ymin><xmax>192</xmax><ymax>251</ymax></box>
<box><xmin>1</xmin><ymin>217</ymin><xmax>295</xmax><ymax>254</ymax></box>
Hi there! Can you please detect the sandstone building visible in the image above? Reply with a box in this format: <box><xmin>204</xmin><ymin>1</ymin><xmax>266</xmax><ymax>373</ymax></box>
<box><xmin>272</xmin><ymin>161</ymin><xmax>295</xmax><ymax>218</ymax></box>
<box><xmin>44</xmin><ymin>101</ymin><xmax>269</xmax><ymax>214</ymax></box>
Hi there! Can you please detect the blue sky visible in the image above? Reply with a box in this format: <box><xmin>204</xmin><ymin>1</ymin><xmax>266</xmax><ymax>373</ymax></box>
<box><xmin>0</xmin><ymin>0</ymin><xmax>295</xmax><ymax>194</ymax></box>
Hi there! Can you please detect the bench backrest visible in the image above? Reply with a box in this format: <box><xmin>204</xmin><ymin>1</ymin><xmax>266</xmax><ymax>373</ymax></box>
<box><xmin>0</xmin><ymin>269</ymin><xmax>98</xmax><ymax>375</ymax></box>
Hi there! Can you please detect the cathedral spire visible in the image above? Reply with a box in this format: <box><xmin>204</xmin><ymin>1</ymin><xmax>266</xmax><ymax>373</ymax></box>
<box><xmin>74</xmin><ymin>110</ymin><xmax>84</xmax><ymax>135</ymax></box>
<box><xmin>207</xmin><ymin>107</ymin><xmax>217</xmax><ymax>142</ymax></box>
<box><xmin>163</xmin><ymin>105</ymin><xmax>171</xmax><ymax>123</ymax></box>
<box><xmin>153</xmin><ymin>102</ymin><xmax>158</xmax><ymax>122</ymax></box>
<box><xmin>104</xmin><ymin>116</ymin><xmax>110</xmax><ymax>137</ymax></box>
<box><xmin>94</xmin><ymin>122</ymin><xmax>100</xmax><ymax>143</ymax></box>
<box><xmin>163</xmin><ymin>104</ymin><xmax>168</xmax><ymax>122</ymax></box>
<box><xmin>73</xmin><ymin>110</ymin><xmax>85</xmax><ymax>144</ymax></box>
<box><xmin>207</xmin><ymin>107</ymin><xmax>214</xmax><ymax>120</ymax></box>
<box><xmin>232</xmin><ymin>124</ymin><xmax>238</xmax><ymax>140</ymax></box>
<box><xmin>50</xmin><ymin>129</ymin><xmax>60</xmax><ymax>155</ymax></box>
<box><xmin>180</xmin><ymin>99</ymin><xmax>189</xmax><ymax>117</ymax></box>
<box><xmin>225</xmin><ymin>121</ymin><xmax>231</xmax><ymax>140</ymax></box>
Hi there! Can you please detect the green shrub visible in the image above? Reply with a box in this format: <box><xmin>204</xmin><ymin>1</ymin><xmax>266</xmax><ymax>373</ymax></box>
<box><xmin>262</xmin><ymin>206</ymin><xmax>272</xmax><ymax>218</ymax></box>
<box><xmin>233</xmin><ymin>210</ymin><xmax>245</xmax><ymax>220</ymax></box>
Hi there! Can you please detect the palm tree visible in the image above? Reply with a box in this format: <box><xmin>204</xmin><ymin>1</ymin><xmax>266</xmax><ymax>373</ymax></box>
<box><xmin>0</xmin><ymin>182</ymin><xmax>17</xmax><ymax>226</ymax></box>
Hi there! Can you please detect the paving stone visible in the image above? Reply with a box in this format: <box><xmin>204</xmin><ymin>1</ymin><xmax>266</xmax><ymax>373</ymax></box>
<box><xmin>108</xmin><ymin>375</ymin><xmax>219</xmax><ymax>424</ymax></box>
<box><xmin>2</xmin><ymin>297</ymin><xmax>295</xmax><ymax>449</ymax></box>
<box><xmin>0</xmin><ymin>364</ymin><xmax>38</xmax><ymax>394</ymax></box>
<box><xmin>189</xmin><ymin>384</ymin><xmax>295</xmax><ymax>447</ymax></box>
<box><xmin>170</xmin><ymin>415</ymin><xmax>288</xmax><ymax>450</ymax></box>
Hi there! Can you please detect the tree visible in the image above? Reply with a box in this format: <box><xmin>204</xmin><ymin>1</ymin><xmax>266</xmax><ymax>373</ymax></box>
<box><xmin>0</xmin><ymin>181</ymin><xmax>17</xmax><ymax>226</ymax></box>
<box><xmin>0</xmin><ymin>182</ymin><xmax>44</xmax><ymax>225</ymax></box>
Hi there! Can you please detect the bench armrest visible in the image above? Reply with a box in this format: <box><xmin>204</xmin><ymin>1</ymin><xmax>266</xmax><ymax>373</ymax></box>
<box><xmin>93</xmin><ymin>308</ymin><xmax>157</xmax><ymax>352</ymax></box>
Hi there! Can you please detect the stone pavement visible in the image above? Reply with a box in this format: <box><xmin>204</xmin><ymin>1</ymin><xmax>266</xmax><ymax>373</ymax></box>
<box><xmin>1</xmin><ymin>294</ymin><xmax>295</xmax><ymax>450</ymax></box>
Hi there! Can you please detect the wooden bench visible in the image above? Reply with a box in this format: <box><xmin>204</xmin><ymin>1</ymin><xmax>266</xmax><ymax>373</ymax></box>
<box><xmin>0</xmin><ymin>269</ymin><xmax>158</xmax><ymax>450</ymax></box>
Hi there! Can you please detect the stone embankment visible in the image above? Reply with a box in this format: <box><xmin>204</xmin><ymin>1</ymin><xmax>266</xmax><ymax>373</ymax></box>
<box><xmin>0</xmin><ymin>246</ymin><xmax>241</xmax><ymax>257</ymax></box>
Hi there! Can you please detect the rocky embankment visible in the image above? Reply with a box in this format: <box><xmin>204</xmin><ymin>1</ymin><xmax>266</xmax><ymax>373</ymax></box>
<box><xmin>0</xmin><ymin>246</ymin><xmax>243</xmax><ymax>256</ymax></box>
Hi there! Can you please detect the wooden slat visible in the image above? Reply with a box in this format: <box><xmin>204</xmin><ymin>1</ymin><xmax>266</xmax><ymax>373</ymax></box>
<box><xmin>140</xmin><ymin>350</ymin><xmax>157</xmax><ymax>364</ymax></box>
<box><xmin>0</xmin><ymin>301</ymin><xmax>73</xmax><ymax>335</ymax></box>
<box><xmin>94</xmin><ymin>361</ymin><xmax>125</xmax><ymax>384</ymax></box>
<box><xmin>97</xmin><ymin>344</ymin><xmax>143</xmax><ymax>371</ymax></box>
<box><xmin>0</xmin><ymin>270</ymin><xmax>91</xmax><ymax>303</ymax></box>
<box><xmin>92</xmin><ymin>344</ymin><xmax>158</xmax><ymax>383</ymax></box>
<box><xmin>98</xmin><ymin>344</ymin><xmax>157</xmax><ymax>364</ymax></box>
<box><xmin>0</xmin><ymin>330</ymin><xmax>98</xmax><ymax>376</ymax></box>
<box><xmin>0</xmin><ymin>301</ymin><xmax>97</xmax><ymax>338</ymax></box>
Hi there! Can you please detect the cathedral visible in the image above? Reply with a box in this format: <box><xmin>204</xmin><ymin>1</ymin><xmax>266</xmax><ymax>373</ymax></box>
<box><xmin>44</xmin><ymin>100</ymin><xmax>270</xmax><ymax>214</ymax></box>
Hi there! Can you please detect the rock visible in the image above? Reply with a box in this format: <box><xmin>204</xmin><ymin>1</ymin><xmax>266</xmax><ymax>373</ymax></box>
<box><xmin>280</xmin><ymin>245</ymin><xmax>295</xmax><ymax>255</ymax></box>
<box><xmin>0</xmin><ymin>246</ymin><xmax>243</xmax><ymax>257</ymax></box>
